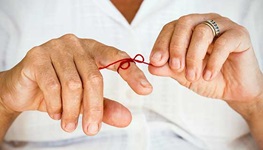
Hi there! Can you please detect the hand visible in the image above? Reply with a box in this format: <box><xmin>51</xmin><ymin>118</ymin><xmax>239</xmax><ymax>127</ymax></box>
<box><xmin>149</xmin><ymin>13</ymin><xmax>263</xmax><ymax>118</ymax></box>
<box><xmin>0</xmin><ymin>34</ymin><xmax>153</xmax><ymax>135</ymax></box>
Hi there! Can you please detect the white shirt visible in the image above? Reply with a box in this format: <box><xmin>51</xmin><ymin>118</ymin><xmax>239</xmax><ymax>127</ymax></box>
<box><xmin>0</xmin><ymin>0</ymin><xmax>262</xmax><ymax>150</ymax></box>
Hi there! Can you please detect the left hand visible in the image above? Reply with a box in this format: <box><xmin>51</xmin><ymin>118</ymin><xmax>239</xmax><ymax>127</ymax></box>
<box><xmin>148</xmin><ymin>13</ymin><xmax>263</xmax><ymax>119</ymax></box>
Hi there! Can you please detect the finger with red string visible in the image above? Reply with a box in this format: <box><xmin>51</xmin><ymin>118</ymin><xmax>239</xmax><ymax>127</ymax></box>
<box><xmin>83</xmin><ymin>40</ymin><xmax>153</xmax><ymax>95</ymax></box>
<box><xmin>77</xmin><ymin>42</ymin><xmax>151</xmax><ymax>135</ymax></box>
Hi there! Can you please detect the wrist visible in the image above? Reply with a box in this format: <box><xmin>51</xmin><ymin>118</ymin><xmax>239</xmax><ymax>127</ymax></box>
<box><xmin>246</xmin><ymin>72</ymin><xmax>263</xmax><ymax>123</ymax></box>
<box><xmin>244</xmin><ymin>92</ymin><xmax>263</xmax><ymax>124</ymax></box>
<box><xmin>0</xmin><ymin>72</ymin><xmax>19</xmax><ymax>142</ymax></box>
<box><xmin>228</xmin><ymin>90</ymin><xmax>263</xmax><ymax>125</ymax></box>
<box><xmin>0</xmin><ymin>71</ymin><xmax>19</xmax><ymax>117</ymax></box>
<box><xmin>243</xmin><ymin>92</ymin><xmax>263</xmax><ymax>148</ymax></box>
<box><xmin>231</xmin><ymin>72</ymin><xmax>263</xmax><ymax>123</ymax></box>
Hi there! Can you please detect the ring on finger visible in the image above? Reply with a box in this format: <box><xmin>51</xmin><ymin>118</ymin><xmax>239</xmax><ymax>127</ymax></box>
<box><xmin>203</xmin><ymin>20</ymin><xmax>220</xmax><ymax>37</ymax></box>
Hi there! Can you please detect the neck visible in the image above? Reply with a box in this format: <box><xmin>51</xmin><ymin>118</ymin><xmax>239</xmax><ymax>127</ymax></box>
<box><xmin>110</xmin><ymin>0</ymin><xmax>143</xmax><ymax>24</ymax></box>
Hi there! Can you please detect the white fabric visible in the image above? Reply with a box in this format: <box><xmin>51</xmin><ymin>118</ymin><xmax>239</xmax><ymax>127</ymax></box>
<box><xmin>0</xmin><ymin>0</ymin><xmax>262</xmax><ymax>149</ymax></box>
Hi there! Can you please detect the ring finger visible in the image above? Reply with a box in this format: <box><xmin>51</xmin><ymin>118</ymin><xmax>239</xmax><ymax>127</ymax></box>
<box><xmin>185</xmin><ymin>17</ymin><xmax>232</xmax><ymax>81</ymax></box>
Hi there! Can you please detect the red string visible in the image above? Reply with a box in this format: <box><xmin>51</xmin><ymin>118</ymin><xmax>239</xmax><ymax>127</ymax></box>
<box><xmin>99</xmin><ymin>54</ymin><xmax>151</xmax><ymax>73</ymax></box>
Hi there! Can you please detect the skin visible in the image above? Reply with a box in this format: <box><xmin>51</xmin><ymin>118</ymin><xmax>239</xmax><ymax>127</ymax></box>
<box><xmin>0</xmin><ymin>0</ymin><xmax>148</xmax><ymax>143</ymax></box>
<box><xmin>111</xmin><ymin>0</ymin><xmax>143</xmax><ymax>24</ymax></box>
<box><xmin>0</xmin><ymin>34</ymin><xmax>153</xmax><ymax>141</ymax></box>
<box><xmin>149</xmin><ymin>13</ymin><xmax>263</xmax><ymax>148</ymax></box>
<box><xmin>0</xmin><ymin>0</ymin><xmax>263</xmax><ymax>148</ymax></box>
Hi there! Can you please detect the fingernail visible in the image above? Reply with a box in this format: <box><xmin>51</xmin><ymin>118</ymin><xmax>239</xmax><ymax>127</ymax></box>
<box><xmin>65</xmin><ymin>123</ymin><xmax>76</xmax><ymax>132</ymax></box>
<box><xmin>140</xmin><ymin>80</ymin><xmax>152</xmax><ymax>88</ymax></box>
<box><xmin>87</xmin><ymin>123</ymin><xmax>99</xmax><ymax>135</ymax></box>
<box><xmin>53</xmin><ymin>113</ymin><xmax>61</xmax><ymax>120</ymax></box>
<box><xmin>151</xmin><ymin>52</ymin><xmax>162</xmax><ymax>62</ymax></box>
<box><xmin>204</xmin><ymin>70</ymin><xmax>212</xmax><ymax>81</ymax></box>
<box><xmin>187</xmin><ymin>69</ymin><xmax>196</xmax><ymax>81</ymax></box>
<box><xmin>171</xmin><ymin>58</ymin><xmax>180</xmax><ymax>69</ymax></box>
<box><xmin>210</xmin><ymin>70</ymin><xmax>218</xmax><ymax>80</ymax></box>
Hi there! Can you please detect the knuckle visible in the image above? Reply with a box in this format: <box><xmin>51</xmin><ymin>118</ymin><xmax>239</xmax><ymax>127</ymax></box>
<box><xmin>186</xmin><ymin>54</ymin><xmax>199</xmax><ymax>64</ymax></box>
<box><xmin>170</xmin><ymin>35</ymin><xmax>190</xmax><ymax>52</ymax></box>
<box><xmin>63</xmin><ymin>114</ymin><xmax>79</xmax><ymax>122</ymax></box>
<box><xmin>39</xmin><ymin>39</ymin><xmax>61</xmax><ymax>54</ymax></box>
<box><xmin>62</xmin><ymin>108</ymin><xmax>80</xmax><ymax>119</ymax></box>
<box><xmin>79</xmin><ymin>39</ymin><xmax>99</xmax><ymax>50</ymax></box>
<box><xmin>46</xmin><ymin>79</ymin><xmax>61</xmax><ymax>91</ymax></box>
<box><xmin>170</xmin><ymin>44</ymin><xmax>186</xmax><ymax>56</ymax></box>
<box><xmin>88</xmin><ymin>107</ymin><xmax>103</xmax><ymax>116</ymax></box>
<box><xmin>84</xmin><ymin>38</ymin><xmax>97</xmax><ymax>45</ymax></box>
<box><xmin>87</xmin><ymin>38</ymin><xmax>97</xmax><ymax>44</ymax></box>
<box><xmin>26</xmin><ymin>46</ymin><xmax>43</xmax><ymax>58</ymax></box>
<box><xmin>221</xmin><ymin>16</ymin><xmax>231</xmax><ymax>22</ymax></box>
<box><xmin>209</xmin><ymin>13</ymin><xmax>221</xmax><ymax>18</ymax></box>
<box><xmin>65</xmin><ymin>79</ymin><xmax>82</xmax><ymax>91</ymax></box>
<box><xmin>60</xmin><ymin>34</ymin><xmax>81</xmax><ymax>46</ymax></box>
<box><xmin>62</xmin><ymin>104</ymin><xmax>81</xmax><ymax>119</ymax></box>
<box><xmin>214</xmin><ymin>50</ymin><xmax>227</xmax><ymax>62</ymax></box>
<box><xmin>194</xmin><ymin>25</ymin><xmax>211</xmax><ymax>39</ymax></box>
<box><xmin>103</xmin><ymin>45</ymin><xmax>123</xmax><ymax>55</ymax></box>
<box><xmin>207</xmin><ymin>58</ymin><xmax>218</xmax><ymax>68</ymax></box>
<box><xmin>163</xmin><ymin>22</ymin><xmax>175</xmax><ymax>30</ymax></box>
<box><xmin>67</xmin><ymin>112</ymin><xmax>79</xmax><ymax>119</ymax></box>
<box><xmin>178</xmin><ymin>15</ymin><xmax>193</xmax><ymax>25</ymax></box>
<box><xmin>84</xmin><ymin>39</ymin><xmax>99</xmax><ymax>49</ymax></box>
<box><xmin>214</xmin><ymin>37</ymin><xmax>227</xmax><ymax>48</ymax></box>
<box><xmin>208</xmin><ymin>54</ymin><xmax>227</xmax><ymax>71</ymax></box>
<box><xmin>61</xmin><ymin>33</ymin><xmax>78</xmax><ymax>40</ymax></box>
<box><xmin>155</xmin><ymin>38</ymin><xmax>168</xmax><ymax>49</ymax></box>
<box><xmin>233</xmin><ymin>31</ymin><xmax>244</xmax><ymax>41</ymax></box>
<box><xmin>207</xmin><ymin>61</ymin><xmax>220</xmax><ymax>72</ymax></box>
<box><xmin>87</xmin><ymin>73</ymin><xmax>103</xmax><ymax>85</ymax></box>
<box><xmin>48</xmin><ymin>38</ymin><xmax>60</xmax><ymax>46</ymax></box>
<box><xmin>236</xmin><ymin>25</ymin><xmax>249</xmax><ymax>36</ymax></box>
<box><xmin>117</xmin><ymin>50</ymin><xmax>129</xmax><ymax>57</ymax></box>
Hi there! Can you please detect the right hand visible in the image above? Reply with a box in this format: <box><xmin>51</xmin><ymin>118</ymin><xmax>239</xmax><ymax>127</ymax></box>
<box><xmin>0</xmin><ymin>34</ymin><xmax>153</xmax><ymax>135</ymax></box>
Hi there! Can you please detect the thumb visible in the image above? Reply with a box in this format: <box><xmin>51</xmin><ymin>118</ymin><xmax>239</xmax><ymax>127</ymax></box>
<box><xmin>102</xmin><ymin>98</ymin><xmax>132</xmax><ymax>128</ymax></box>
<box><xmin>148</xmin><ymin>63</ymin><xmax>173</xmax><ymax>77</ymax></box>
<box><xmin>148</xmin><ymin>63</ymin><xmax>189</xmax><ymax>87</ymax></box>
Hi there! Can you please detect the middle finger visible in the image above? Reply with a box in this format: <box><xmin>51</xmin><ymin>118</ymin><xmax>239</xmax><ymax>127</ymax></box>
<box><xmin>51</xmin><ymin>51</ymin><xmax>83</xmax><ymax>133</ymax></box>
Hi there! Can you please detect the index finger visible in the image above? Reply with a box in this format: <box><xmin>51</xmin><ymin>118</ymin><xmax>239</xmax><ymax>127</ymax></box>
<box><xmin>83</xmin><ymin>40</ymin><xmax>153</xmax><ymax>95</ymax></box>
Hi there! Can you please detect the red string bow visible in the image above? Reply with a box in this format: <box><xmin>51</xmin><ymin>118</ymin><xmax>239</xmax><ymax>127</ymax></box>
<box><xmin>99</xmin><ymin>54</ymin><xmax>151</xmax><ymax>73</ymax></box>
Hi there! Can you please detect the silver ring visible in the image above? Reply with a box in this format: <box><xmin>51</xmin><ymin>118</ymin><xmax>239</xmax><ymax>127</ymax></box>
<box><xmin>203</xmin><ymin>20</ymin><xmax>220</xmax><ymax>37</ymax></box>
